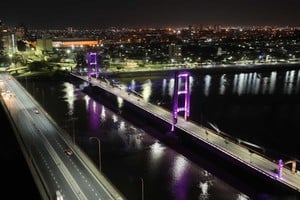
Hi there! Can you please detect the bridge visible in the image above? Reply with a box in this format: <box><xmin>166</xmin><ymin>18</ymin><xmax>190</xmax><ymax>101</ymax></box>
<box><xmin>0</xmin><ymin>72</ymin><xmax>126</xmax><ymax>200</ymax></box>
<box><xmin>70</xmin><ymin>72</ymin><xmax>300</xmax><ymax>193</ymax></box>
<box><xmin>1</xmin><ymin>67</ymin><xmax>300</xmax><ymax>198</ymax></box>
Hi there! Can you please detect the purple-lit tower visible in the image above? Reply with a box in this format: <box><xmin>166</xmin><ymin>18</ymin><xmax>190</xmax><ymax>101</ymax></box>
<box><xmin>87</xmin><ymin>51</ymin><xmax>100</xmax><ymax>82</ymax></box>
<box><xmin>171</xmin><ymin>71</ymin><xmax>191</xmax><ymax>131</ymax></box>
<box><xmin>277</xmin><ymin>159</ymin><xmax>283</xmax><ymax>178</ymax></box>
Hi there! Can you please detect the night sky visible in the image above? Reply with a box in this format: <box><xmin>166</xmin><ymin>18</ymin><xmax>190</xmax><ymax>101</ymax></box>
<box><xmin>1</xmin><ymin>0</ymin><xmax>300</xmax><ymax>29</ymax></box>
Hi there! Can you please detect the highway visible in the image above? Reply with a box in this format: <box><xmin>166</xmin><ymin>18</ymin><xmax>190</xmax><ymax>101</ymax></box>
<box><xmin>0</xmin><ymin>72</ymin><xmax>125</xmax><ymax>200</ymax></box>
<box><xmin>72</xmin><ymin>73</ymin><xmax>300</xmax><ymax>193</ymax></box>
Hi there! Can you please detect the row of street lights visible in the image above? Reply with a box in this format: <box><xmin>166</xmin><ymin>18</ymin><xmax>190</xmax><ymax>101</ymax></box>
<box><xmin>66</xmin><ymin>118</ymin><xmax>102</xmax><ymax>172</ymax></box>
<box><xmin>66</xmin><ymin>115</ymin><xmax>103</xmax><ymax>172</ymax></box>
<box><xmin>68</xmin><ymin>118</ymin><xmax>144</xmax><ymax>200</ymax></box>
<box><xmin>89</xmin><ymin>136</ymin><xmax>102</xmax><ymax>172</ymax></box>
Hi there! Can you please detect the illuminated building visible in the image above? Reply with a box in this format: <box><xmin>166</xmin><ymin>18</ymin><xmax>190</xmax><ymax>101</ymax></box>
<box><xmin>52</xmin><ymin>38</ymin><xmax>101</xmax><ymax>48</ymax></box>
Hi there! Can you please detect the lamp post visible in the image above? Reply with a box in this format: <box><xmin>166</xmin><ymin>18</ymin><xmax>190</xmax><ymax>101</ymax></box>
<box><xmin>89</xmin><ymin>136</ymin><xmax>101</xmax><ymax>172</ymax></box>
<box><xmin>23</xmin><ymin>76</ymin><xmax>28</xmax><ymax>89</ymax></box>
<box><xmin>249</xmin><ymin>149</ymin><xmax>254</xmax><ymax>163</ymax></box>
<box><xmin>69</xmin><ymin>117</ymin><xmax>78</xmax><ymax>145</ymax></box>
<box><xmin>140</xmin><ymin>177</ymin><xmax>144</xmax><ymax>200</ymax></box>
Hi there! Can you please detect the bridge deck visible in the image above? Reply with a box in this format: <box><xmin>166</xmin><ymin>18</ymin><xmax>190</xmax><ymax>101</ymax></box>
<box><xmin>0</xmin><ymin>72</ymin><xmax>125</xmax><ymax>200</ymax></box>
<box><xmin>72</xmin><ymin>73</ymin><xmax>300</xmax><ymax>193</ymax></box>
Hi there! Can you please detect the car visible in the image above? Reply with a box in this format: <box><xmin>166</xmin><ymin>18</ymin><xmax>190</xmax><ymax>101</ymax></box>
<box><xmin>34</xmin><ymin>109</ymin><xmax>39</xmax><ymax>114</ymax></box>
<box><xmin>56</xmin><ymin>190</ymin><xmax>63</xmax><ymax>200</ymax></box>
<box><xmin>65</xmin><ymin>149</ymin><xmax>73</xmax><ymax>155</ymax></box>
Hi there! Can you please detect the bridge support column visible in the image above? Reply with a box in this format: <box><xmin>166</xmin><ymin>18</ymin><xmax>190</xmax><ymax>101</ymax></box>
<box><xmin>171</xmin><ymin>71</ymin><xmax>190</xmax><ymax>131</ymax></box>
<box><xmin>277</xmin><ymin>159</ymin><xmax>283</xmax><ymax>178</ymax></box>
<box><xmin>87</xmin><ymin>51</ymin><xmax>100</xmax><ymax>82</ymax></box>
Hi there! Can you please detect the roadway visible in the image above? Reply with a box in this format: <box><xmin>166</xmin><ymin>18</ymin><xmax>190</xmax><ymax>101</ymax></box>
<box><xmin>0</xmin><ymin>72</ymin><xmax>125</xmax><ymax>200</ymax></box>
<box><xmin>72</xmin><ymin>73</ymin><xmax>300</xmax><ymax>193</ymax></box>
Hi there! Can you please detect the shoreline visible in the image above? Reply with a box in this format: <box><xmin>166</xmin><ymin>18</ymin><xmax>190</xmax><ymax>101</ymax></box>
<box><xmin>2</xmin><ymin>61</ymin><xmax>300</xmax><ymax>80</ymax></box>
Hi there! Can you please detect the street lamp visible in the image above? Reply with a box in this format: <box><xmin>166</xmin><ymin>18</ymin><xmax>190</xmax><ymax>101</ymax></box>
<box><xmin>249</xmin><ymin>149</ymin><xmax>254</xmax><ymax>163</ymax></box>
<box><xmin>140</xmin><ymin>177</ymin><xmax>144</xmax><ymax>200</ymax></box>
<box><xmin>89</xmin><ymin>136</ymin><xmax>101</xmax><ymax>172</ymax></box>
<box><xmin>69</xmin><ymin>117</ymin><xmax>78</xmax><ymax>144</ymax></box>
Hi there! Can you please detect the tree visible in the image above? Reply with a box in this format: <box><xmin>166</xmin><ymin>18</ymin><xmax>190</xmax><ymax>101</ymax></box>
<box><xmin>28</xmin><ymin>61</ymin><xmax>48</xmax><ymax>71</ymax></box>
<box><xmin>0</xmin><ymin>31</ymin><xmax>3</xmax><ymax>55</ymax></box>
<box><xmin>17</xmin><ymin>40</ymin><xmax>26</xmax><ymax>52</ymax></box>
<box><xmin>75</xmin><ymin>51</ymin><xmax>86</xmax><ymax>68</ymax></box>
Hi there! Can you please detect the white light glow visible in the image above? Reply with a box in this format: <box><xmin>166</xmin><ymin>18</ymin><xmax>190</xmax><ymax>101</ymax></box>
<box><xmin>189</xmin><ymin>76</ymin><xmax>194</xmax><ymax>93</ymax></box>
<box><xmin>204</xmin><ymin>75</ymin><xmax>211</xmax><ymax>96</ymax></box>
<box><xmin>63</xmin><ymin>82</ymin><xmax>75</xmax><ymax>114</ymax></box>
<box><xmin>168</xmin><ymin>78</ymin><xmax>175</xmax><ymax>97</ymax></box>
<box><xmin>236</xmin><ymin>193</ymin><xmax>250</xmax><ymax>200</ymax></box>
<box><xmin>173</xmin><ymin>155</ymin><xmax>188</xmax><ymax>182</ymax></box>
<box><xmin>130</xmin><ymin>79</ymin><xmax>136</xmax><ymax>91</ymax></box>
<box><xmin>112</xmin><ymin>114</ymin><xmax>118</xmax><ymax>123</ymax></box>
<box><xmin>296</xmin><ymin>70</ymin><xmax>300</xmax><ymax>93</ymax></box>
<box><xmin>117</xmin><ymin>96</ymin><xmax>123</xmax><ymax>108</ymax></box>
<box><xmin>101</xmin><ymin>105</ymin><xmax>106</xmax><ymax>119</ymax></box>
<box><xmin>150</xmin><ymin>141</ymin><xmax>165</xmax><ymax>161</ymax></box>
<box><xmin>199</xmin><ymin>181</ymin><xmax>209</xmax><ymax>195</ymax></box>
<box><xmin>84</xmin><ymin>95</ymin><xmax>90</xmax><ymax>109</ymax></box>
<box><xmin>284</xmin><ymin>70</ymin><xmax>295</xmax><ymax>95</ymax></box>
<box><xmin>162</xmin><ymin>79</ymin><xmax>167</xmax><ymax>96</ymax></box>
<box><xmin>142</xmin><ymin>79</ymin><xmax>152</xmax><ymax>102</ymax></box>
<box><xmin>269</xmin><ymin>71</ymin><xmax>277</xmax><ymax>94</ymax></box>
<box><xmin>219</xmin><ymin>74</ymin><xmax>226</xmax><ymax>95</ymax></box>
<box><xmin>237</xmin><ymin>73</ymin><xmax>246</xmax><ymax>95</ymax></box>
<box><xmin>119</xmin><ymin>121</ymin><xmax>125</xmax><ymax>131</ymax></box>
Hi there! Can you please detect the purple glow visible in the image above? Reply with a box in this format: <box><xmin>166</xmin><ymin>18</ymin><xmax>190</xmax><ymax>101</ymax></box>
<box><xmin>88</xmin><ymin>98</ymin><xmax>101</xmax><ymax>132</ymax></box>
<box><xmin>87</xmin><ymin>51</ymin><xmax>100</xmax><ymax>82</ymax></box>
<box><xmin>174</xmin><ymin>171</ymin><xmax>189</xmax><ymax>200</ymax></box>
<box><xmin>172</xmin><ymin>71</ymin><xmax>191</xmax><ymax>131</ymax></box>
<box><xmin>278</xmin><ymin>159</ymin><xmax>283</xmax><ymax>178</ymax></box>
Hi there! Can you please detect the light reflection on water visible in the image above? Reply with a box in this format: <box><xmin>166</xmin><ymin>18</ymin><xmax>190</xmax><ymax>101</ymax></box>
<box><xmin>63</xmin><ymin>81</ymin><xmax>251</xmax><ymax>200</ymax></box>
<box><xmin>204</xmin><ymin>75</ymin><xmax>211</xmax><ymax>96</ymax></box>
<box><xmin>124</xmin><ymin>70</ymin><xmax>300</xmax><ymax>110</ymax></box>
<box><xmin>141</xmin><ymin>79</ymin><xmax>152</xmax><ymax>102</ymax></box>
<box><xmin>22</xmin><ymin>68</ymin><xmax>300</xmax><ymax>199</ymax></box>
<box><xmin>126</xmin><ymin>69</ymin><xmax>300</xmax><ymax>151</ymax></box>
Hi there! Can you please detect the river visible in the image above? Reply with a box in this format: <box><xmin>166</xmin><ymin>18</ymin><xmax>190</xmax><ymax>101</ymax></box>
<box><xmin>15</xmin><ymin>66</ymin><xmax>300</xmax><ymax>200</ymax></box>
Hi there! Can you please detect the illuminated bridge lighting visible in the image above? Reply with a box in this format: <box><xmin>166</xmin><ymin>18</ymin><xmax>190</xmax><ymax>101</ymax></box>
<box><xmin>87</xmin><ymin>51</ymin><xmax>100</xmax><ymax>82</ymax></box>
<box><xmin>278</xmin><ymin>159</ymin><xmax>283</xmax><ymax>178</ymax></box>
<box><xmin>171</xmin><ymin>71</ymin><xmax>191</xmax><ymax>131</ymax></box>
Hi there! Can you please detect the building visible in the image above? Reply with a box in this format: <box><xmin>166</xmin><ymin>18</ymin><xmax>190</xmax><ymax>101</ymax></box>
<box><xmin>169</xmin><ymin>43</ymin><xmax>182</xmax><ymax>63</ymax></box>
<box><xmin>36</xmin><ymin>38</ymin><xmax>53</xmax><ymax>54</ymax></box>
<box><xmin>52</xmin><ymin>38</ymin><xmax>101</xmax><ymax>48</ymax></box>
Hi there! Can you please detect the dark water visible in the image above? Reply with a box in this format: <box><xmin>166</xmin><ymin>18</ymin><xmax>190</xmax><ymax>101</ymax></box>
<box><xmin>7</xmin><ymin>67</ymin><xmax>300</xmax><ymax>200</ymax></box>
<box><xmin>115</xmin><ymin>69</ymin><xmax>300</xmax><ymax>161</ymax></box>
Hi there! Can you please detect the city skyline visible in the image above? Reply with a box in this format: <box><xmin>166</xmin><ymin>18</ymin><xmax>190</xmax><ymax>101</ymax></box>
<box><xmin>1</xmin><ymin>0</ymin><xmax>300</xmax><ymax>29</ymax></box>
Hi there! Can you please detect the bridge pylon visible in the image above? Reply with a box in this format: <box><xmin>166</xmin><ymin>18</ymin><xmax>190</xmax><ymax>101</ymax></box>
<box><xmin>171</xmin><ymin>71</ymin><xmax>191</xmax><ymax>131</ymax></box>
<box><xmin>285</xmin><ymin>160</ymin><xmax>297</xmax><ymax>174</ymax></box>
<box><xmin>277</xmin><ymin>159</ymin><xmax>284</xmax><ymax>178</ymax></box>
<box><xmin>87</xmin><ymin>51</ymin><xmax>100</xmax><ymax>82</ymax></box>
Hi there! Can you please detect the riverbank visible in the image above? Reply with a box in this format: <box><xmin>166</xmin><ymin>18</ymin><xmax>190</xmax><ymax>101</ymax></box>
<box><xmin>4</xmin><ymin>61</ymin><xmax>300</xmax><ymax>82</ymax></box>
